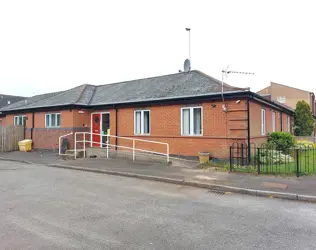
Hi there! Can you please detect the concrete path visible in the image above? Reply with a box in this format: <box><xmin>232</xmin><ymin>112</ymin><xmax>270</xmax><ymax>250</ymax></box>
<box><xmin>1</xmin><ymin>151</ymin><xmax>316</xmax><ymax>199</ymax></box>
<box><xmin>1</xmin><ymin>160</ymin><xmax>316</xmax><ymax>249</ymax></box>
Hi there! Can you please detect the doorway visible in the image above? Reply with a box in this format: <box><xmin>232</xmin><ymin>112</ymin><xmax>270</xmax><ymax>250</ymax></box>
<box><xmin>101</xmin><ymin>113</ymin><xmax>110</xmax><ymax>147</ymax></box>
<box><xmin>91</xmin><ymin>112</ymin><xmax>110</xmax><ymax>147</ymax></box>
<box><xmin>92</xmin><ymin>113</ymin><xmax>101</xmax><ymax>147</ymax></box>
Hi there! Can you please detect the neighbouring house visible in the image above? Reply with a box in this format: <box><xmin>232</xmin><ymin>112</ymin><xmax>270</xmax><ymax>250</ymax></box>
<box><xmin>0</xmin><ymin>94</ymin><xmax>25</xmax><ymax>126</ymax></box>
<box><xmin>257</xmin><ymin>82</ymin><xmax>316</xmax><ymax>116</ymax></box>
<box><xmin>0</xmin><ymin>70</ymin><xmax>294</xmax><ymax>159</ymax></box>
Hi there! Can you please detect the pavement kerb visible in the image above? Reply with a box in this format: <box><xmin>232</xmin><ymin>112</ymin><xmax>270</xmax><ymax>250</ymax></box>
<box><xmin>46</xmin><ymin>164</ymin><xmax>186</xmax><ymax>185</ymax></box>
<box><xmin>1</xmin><ymin>157</ymin><xmax>316</xmax><ymax>203</ymax></box>
<box><xmin>297</xmin><ymin>195</ymin><xmax>316</xmax><ymax>202</ymax></box>
<box><xmin>46</xmin><ymin>163</ymin><xmax>316</xmax><ymax>203</ymax></box>
<box><xmin>0</xmin><ymin>157</ymin><xmax>32</xmax><ymax>165</ymax></box>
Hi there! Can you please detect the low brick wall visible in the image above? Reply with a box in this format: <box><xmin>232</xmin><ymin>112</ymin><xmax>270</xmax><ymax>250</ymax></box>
<box><xmin>26</xmin><ymin>127</ymin><xmax>90</xmax><ymax>151</ymax></box>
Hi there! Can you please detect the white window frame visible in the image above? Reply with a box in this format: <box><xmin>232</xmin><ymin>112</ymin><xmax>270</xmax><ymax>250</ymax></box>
<box><xmin>272</xmin><ymin>112</ymin><xmax>276</xmax><ymax>132</ymax></box>
<box><xmin>277</xmin><ymin>96</ymin><xmax>286</xmax><ymax>104</ymax></box>
<box><xmin>181</xmin><ymin>106</ymin><xmax>203</xmax><ymax>136</ymax></box>
<box><xmin>45</xmin><ymin>113</ymin><xmax>61</xmax><ymax>128</ymax></box>
<box><xmin>287</xmin><ymin>116</ymin><xmax>291</xmax><ymax>132</ymax></box>
<box><xmin>134</xmin><ymin>110</ymin><xmax>150</xmax><ymax>135</ymax></box>
<box><xmin>14</xmin><ymin>115</ymin><xmax>26</xmax><ymax>126</ymax></box>
<box><xmin>261</xmin><ymin>109</ymin><xmax>266</xmax><ymax>136</ymax></box>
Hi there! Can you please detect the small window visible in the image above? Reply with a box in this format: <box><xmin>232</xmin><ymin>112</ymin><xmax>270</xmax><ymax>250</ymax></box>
<box><xmin>45</xmin><ymin>113</ymin><xmax>61</xmax><ymax>128</ymax></box>
<box><xmin>272</xmin><ymin>112</ymin><xmax>276</xmax><ymax>132</ymax></box>
<box><xmin>261</xmin><ymin>109</ymin><xmax>266</xmax><ymax>136</ymax></box>
<box><xmin>14</xmin><ymin>115</ymin><xmax>26</xmax><ymax>126</ymax></box>
<box><xmin>277</xmin><ymin>96</ymin><xmax>286</xmax><ymax>103</ymax></box>
<box><xmin>134</xmin><ymin>110</ymin><xmax>150</xmax><ymax>135</ymax></box>
<box><xmin>181</xmin><ymin>107</ymin><xmax>203</xmax><ymax>136</ymax></box>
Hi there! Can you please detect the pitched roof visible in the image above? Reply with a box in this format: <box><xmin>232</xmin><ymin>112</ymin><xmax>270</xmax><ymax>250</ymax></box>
<box><xmin>90</xmin><ymin>70</ymin><xmax>247</xmax><ymax>105</ymax></box>
<box><xmin>1</xmin><ymin>70</ymin><xmax>247</xmax><ymax>112</ymax></box>
<box><xmin>0</xmin><ymin>94</ymin><xmax>25</xmax><ymax>109</ymax></box>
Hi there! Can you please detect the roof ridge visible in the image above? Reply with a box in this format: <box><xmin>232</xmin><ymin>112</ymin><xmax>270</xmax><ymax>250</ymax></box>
<box><xmin>94</xmin><ymin>71</ymin><xmax>191</xmax><ymax>89</ymax></box>
<box><xmin>74</xmin><ymin>84</ymin><xmax>89</xmax><ymax>104</ymax></box>
<box><xmin>0</xmin><ymin>94</ymin><xmax>25</xmax><ymax>98</ymax></box>
<box><xmin>195</xmin><ymin>70</ymin><xmax>248</xmax><ymax>91</ymax></box>
<box><xmin>88</xmin><ymin>86</ymin><xmax>97</xmax><ymax>105</ymax></box>
<box><xmin>270</xmin><ymin>81</ymin><xmax>314</xmax><ymax>94</ymax></box>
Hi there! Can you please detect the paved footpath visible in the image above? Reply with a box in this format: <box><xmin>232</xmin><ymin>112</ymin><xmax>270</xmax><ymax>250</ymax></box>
<box><xmin>1</xmin><ymin>151</ymin><xmax>316</xmax><ymax>199</ymax></box>
<box><xmin>1</xmin><ymin>160</ymin><xmax>316</xmax><ymax>249</ymax></box>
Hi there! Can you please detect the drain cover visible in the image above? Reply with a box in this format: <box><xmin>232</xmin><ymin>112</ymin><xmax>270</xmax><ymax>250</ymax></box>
<box><xmin>208</xmin><ymin>189</ymin><xmax>225</xmax><ymax>195</ymax></box>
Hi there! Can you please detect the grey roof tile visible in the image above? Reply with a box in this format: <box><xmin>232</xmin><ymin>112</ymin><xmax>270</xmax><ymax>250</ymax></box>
<box><xmin>90</xmin><ymin>70</ymin><xmax>244</xmax><ymax>105</ymax></box>
<box><xmin>77</xmin><ymin>85</ymin><xmax>96</xmax><ymax>105</ymax></box>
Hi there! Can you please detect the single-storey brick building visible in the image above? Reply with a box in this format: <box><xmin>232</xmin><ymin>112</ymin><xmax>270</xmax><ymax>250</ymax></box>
<box><xmin>0</xmin><ymin>70</ymin><xmax>294</xmax><ymax>159</ymax></box>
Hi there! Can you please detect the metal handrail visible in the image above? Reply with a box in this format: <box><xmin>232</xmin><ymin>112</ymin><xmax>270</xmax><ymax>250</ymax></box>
<box><xmin>58</xmin><ymin>132</ymin><xmax>73</xmax><ymax>155</ymax></box>
<box><xmin>74</xmin><ymin>132</ymin><xmax>169</xmax><ymax>163</ymax></box>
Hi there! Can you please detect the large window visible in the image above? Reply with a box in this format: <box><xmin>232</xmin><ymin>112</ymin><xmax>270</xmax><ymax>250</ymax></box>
<box><xmin>261</xmin><ymin>109</ymin><xmax>266</xmax><ymax>136</ymax></box>
<box><xmin>45</xmin><ymin>113</ymin><xmax>61</xmax><ymax>128</ymax></box>
<box><xmin>272</xmin><ymin>112</ymin><xmax>276</xmax><ymax>132</ymax></box>
<box><xmin>134</xmin><ymin>110</ymin><xmax>150</xmax><ymax>135</ymax></box>
<box><xmin>181</xmin><ymin>107</ymin><xmax>202</xmax><ymax>136</ymax></box>
<box><xmin>14</xmin><ymin>115</ymin><xmax>26</xmax><ymax>126</ymax></box>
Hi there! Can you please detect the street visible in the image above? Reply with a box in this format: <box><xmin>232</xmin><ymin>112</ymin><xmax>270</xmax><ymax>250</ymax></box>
<box><xmin>0</xmin><ymin>161</ymin><xmax>316</xmax><ymax>249</ymax></box>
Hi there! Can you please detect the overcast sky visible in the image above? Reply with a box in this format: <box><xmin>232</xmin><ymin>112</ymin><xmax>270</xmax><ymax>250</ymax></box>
<box><xmin>0</xmin><ymin>0</ymin><xmax>315</xmax><ymax>97</ymax></box>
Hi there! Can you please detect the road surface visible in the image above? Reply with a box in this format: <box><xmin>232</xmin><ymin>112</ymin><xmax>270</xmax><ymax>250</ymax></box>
<box><xmin>0</xmin><ymin>160</ymin><xmax>315</xmax><ymax>249</ymax></box>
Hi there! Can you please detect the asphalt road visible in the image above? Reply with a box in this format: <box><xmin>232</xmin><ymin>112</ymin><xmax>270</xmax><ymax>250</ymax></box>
<box><xmin>0</xmin><ymin>161</ymin><xmax>316</xmax><ymax>249</ymax></box>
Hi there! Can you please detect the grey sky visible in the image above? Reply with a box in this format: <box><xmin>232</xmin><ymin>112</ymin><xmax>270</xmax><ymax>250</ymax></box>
<box><xmin>0</xmin><ymin>0</ymin><xmax>315</xmax><ymax>97</ymax></box>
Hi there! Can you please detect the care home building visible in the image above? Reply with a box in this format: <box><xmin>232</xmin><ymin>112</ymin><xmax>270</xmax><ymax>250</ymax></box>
<box><xmin>0</xmin><ymin>70</ymin><xmax>294</xmax><ymax>159</ymax></box>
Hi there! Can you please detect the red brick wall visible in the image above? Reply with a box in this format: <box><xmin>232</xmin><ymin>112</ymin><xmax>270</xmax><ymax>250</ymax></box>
<box><xmin>112</xmin><ymin>100</ymin><xmax>248</xmax><ymax>159</ymax></box>
<box><xmin>249</xmin><ymin>100</ymin><xmax>293</xmax><ymax>146</ymax></box>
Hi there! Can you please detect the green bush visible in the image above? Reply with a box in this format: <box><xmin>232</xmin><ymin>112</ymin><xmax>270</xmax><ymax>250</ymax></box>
<box><xmin>267</xmin><ymin>132</ymin><xmax>295</xmax><ymax>153</ymax></box>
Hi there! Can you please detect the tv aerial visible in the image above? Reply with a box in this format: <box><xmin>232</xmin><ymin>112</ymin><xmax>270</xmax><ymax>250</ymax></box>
<box><xmin>221</xmin><ymin>65</ymin><xmax>254</xmax><ymax>102</ymax></box>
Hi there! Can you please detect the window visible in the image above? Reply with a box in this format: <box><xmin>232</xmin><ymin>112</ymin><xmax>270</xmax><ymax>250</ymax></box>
<box><xmin>181</xmin><ymin>107</ymin><xmax>202</xmax><ymax>136</ymax></box>
<box><xmin>14</xmin><ymin>115</ymin><xmax>26</xmax><ymax>126</ymax></box>
<box><xmin>261</xmin><ymin>109</ymin><xmax>266</xmax><ymax>135</ymax></box>
<box><xmin>277</xmin><ymin>96</ymin><xmax>286</xmax><ymax>104</ymax></box>
<box><xmin>134</xmin><ymin>110</ymin><xmax>150</xmax><ymax>135</ymax></box>
<box><xmin>45</xmin><ymin>113</ymin><xmax>61</xmax><ymax>128</ymax></box>
<box><xmin>272</xmin><ymin>112</ymin><xmax>276</xmax><ymax>132</ymax></box>
<box><xmin>287</xmin><ymin>116</ymin><xmax>291</xmax><ymax>132</ymax></box>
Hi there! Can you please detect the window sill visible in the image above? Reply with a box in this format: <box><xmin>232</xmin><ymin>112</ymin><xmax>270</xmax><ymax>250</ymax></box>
<box><xmin>134</xmin><ymin>134</ymin><xmax>150</xmax><ymax>136</ymax></box>
<box><xmin>45</xmin><ymin>127</ymin><xmax>61</xmax><ymax>129</ymax></box>
<box><xmin>181</xmin><ymin>134</ymin><xmax>203</xmax><ymax>137</ymax></box>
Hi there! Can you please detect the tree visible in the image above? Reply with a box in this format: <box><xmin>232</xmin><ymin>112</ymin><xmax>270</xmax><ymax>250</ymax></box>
<box><xmin>294</xmin><ymin>100</ymin><xmax>315</xmax><ymax>136</ymax></box>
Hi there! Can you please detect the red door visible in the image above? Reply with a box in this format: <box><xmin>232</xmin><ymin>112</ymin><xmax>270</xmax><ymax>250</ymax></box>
<box><xmin>92</xmin><ymin>114</ymin><xmax>101</xmax><ymax>147</ymax></box>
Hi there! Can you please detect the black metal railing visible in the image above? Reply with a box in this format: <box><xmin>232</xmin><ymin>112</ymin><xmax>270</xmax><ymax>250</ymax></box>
<box><xmin>230</xmin><ymin>143</ymin><xmax>316</xmax><ymax>176</ymax></box>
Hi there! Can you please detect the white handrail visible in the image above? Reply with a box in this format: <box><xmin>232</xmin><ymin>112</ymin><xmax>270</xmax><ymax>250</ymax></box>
<box><xmin>74</xmin><ymin>132</ymin><xmax>169</xmax><ymax>163</ymax></box>
<box><xmin>58</xmin><ymin>132</ymin><xmax>73</xmax><ymax>155</ymax></box>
